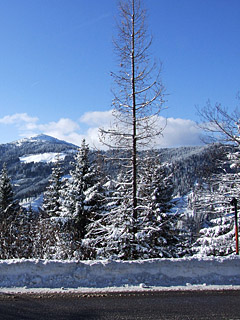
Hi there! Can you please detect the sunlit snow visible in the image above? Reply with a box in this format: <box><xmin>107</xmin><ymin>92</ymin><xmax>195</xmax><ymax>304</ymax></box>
<box><xmin>19</xmin><ymin>153</ymin><xmax>66</xmax><ymax>164</ymax></box>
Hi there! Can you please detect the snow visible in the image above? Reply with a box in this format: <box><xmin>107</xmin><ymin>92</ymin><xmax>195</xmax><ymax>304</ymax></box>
<box><xmin>29</xmin><ymin>134</ymin><xmax>76</xmax><ymax>147</ymax></box>
<box><xmin>20</xmin><ymin>194</ymin><xmax>43</xmax><ymax>212</ymax></box>
<box><xmin>19</xmin><ymin>152</ymin><xmax>66</xmax><ymax>164</ymax></box>
<box><xmin>13</xmin><ymin>134</ymin><xmax>77</xmax><ymax>147</ymax></box>
<box><xmin>0</xmin><ymin>256</ymin><xmax>240</xmax><ymax>294</ymax></box>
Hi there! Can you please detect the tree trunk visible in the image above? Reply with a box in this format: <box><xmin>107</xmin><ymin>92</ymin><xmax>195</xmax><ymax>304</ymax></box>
<box><xmin>131</xmin><ymin>0</ymin><xmax>137</xmax><ymax>223</ymax></box>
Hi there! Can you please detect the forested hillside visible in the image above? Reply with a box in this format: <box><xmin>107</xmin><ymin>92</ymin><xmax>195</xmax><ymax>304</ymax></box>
<box><xmin>0</xmin><ymin>134</ymin><xmax>229</xmax><ymax>202</ymax></box>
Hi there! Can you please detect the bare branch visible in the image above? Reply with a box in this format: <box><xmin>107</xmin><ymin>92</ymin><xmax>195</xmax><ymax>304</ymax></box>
<box><xmin>196</xmin><ymin>101</ymin><xmax>240</xmax><ymax>146</ymax></box>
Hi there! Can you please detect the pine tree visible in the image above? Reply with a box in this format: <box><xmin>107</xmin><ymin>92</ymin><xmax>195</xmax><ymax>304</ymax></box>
<box><xmin>42</xmin><ymin>156</ymin><xmax>63</xmax><ymax>217</ymax></box>
<box><xmin>190</xmin><ymin>149</ymin><xmax>240</xmax><ymax>257</ymax></box>
<box><xmin>82</xmin><ymin>166</ymin><xmax>109</xmax><ymax>259</ymax></box>
<box><xmin>0</xmin><ymin>163</ymin><xmax>25</xmax><ymax>259</ymax></box>
<box><xmin>60</xmin><ymin>139</ymin><xmax>100</xmax><ymax>239</ymax></box>
<box><xmin>87</xmin><ymin>171</ymin><xmax>136</xmax><ymax>260</ymax></box>
<box><xmin>4</xmin><ymin>207</ymin><xmax>36</xmax><ymax>259</ymax></box>
<box><xmin>38</xmin><ymin>156</ymin><xmax>85</xmax><ymax>260</ymax></box>
<box><xmin>32</xmin><ymin>214</ymin><xmax>82</xmax><ymax>260</ymax></box>
<box><xmin>192</xmin><ymin>214</ymin><xmax>235</xmax><ymax>257</ymax></box>
<box><xmin>0</xmin><ymin>163</ymin><xmax>19</xmax><ymax>220</ymax></box>
<box><xmin>135</xmin><ymin>155</ymin><xmax>180</xmax><ymax>258</ymax></box>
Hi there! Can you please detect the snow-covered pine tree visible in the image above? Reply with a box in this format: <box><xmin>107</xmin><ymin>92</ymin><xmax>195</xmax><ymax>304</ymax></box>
<box><xmin>2</xmin><ymin>207</ymin><xmax>36</xmax><ymax>259</ymax></box>
<box><xmin>86</xmin><ymin>169</ymin><xmax>136</xmax><ymax>260</ymax></box>
<box><xmin>81</xmin><ymin>155</ymin><xmax>109</xmax><ymax>259</ymax></box>
<box><xmin>42</xmin><ymin>155</ymin><xmax>63</xmax><ymax>217</ymax></box>
<box><xmin>0</xmin><ymin>163</ymin><xmax>24</xmax><ymax>259</ymax></box>
<box><xmin>0</xmin><ymin>163</ymin><xmax>19</xmax><ymax>219</ymax></box>
<box><xmin>37</xmin><ymin>155</ymin><xmax>83</xmax><ymax>259</ymax></box>
<box><xmin>192</xmin><ymin>214</ymin><xmax>235</xmax><ymax>257</ymax></box>
<box><xmin>191</xmin><ymin>148</ymin><xmax>240</xmax><ymax>257</ymax></box>
<box><xmin>138</xmin><ymin>153</ymin><xmax>174</xmax><ymax>212</ymax></box>
<box><xmin>60</xmin><ymin>139</ymin><xmax>101</xmax><ymax>240</ymax></box>
<box><xmin>135</xmin><ymin>154</ymin><xmax>180</xmax><ymax>258</ymax></box>
<box><xmin>32</xmin><ymin>214</ymin><xmax>82</xmax><ymax>260</ymax></box>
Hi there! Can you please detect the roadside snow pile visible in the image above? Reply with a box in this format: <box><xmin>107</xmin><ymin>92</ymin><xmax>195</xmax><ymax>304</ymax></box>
<box><xmin>0</xmin><ymin>256</ymin><xmax>240</xmax><ymax>289</ymax></box>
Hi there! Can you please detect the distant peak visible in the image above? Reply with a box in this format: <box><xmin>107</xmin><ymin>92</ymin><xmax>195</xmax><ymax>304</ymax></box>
<box><xmin>10</xmin><ymin>134</ymin><xmax>78</xmax><ymax>148</ymax></box>
<box><xmin>31</xmin><ymin>134</ymin><xmax>59</xmax><ymax>142</ymax></box>
<box><xmin>29</xmin><ymin>134</ymin><xmax>78</xmax><ymax>147</ymax></box>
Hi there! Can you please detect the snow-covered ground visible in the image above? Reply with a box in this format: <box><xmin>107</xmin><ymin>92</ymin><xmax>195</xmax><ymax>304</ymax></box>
<box><xmin>1</xmin><ymin>256</ymin><xmax>240</xmax><ymax>294</ymax></box>
<box><xmin>19</xmin><ymin>152</ymin><xmax>66</xmax><ymax>164</ymax></box>
<box><xmin>20</xmin><ymin>194</ymin><xmax>43</xmax><ymax>212</ymax></box>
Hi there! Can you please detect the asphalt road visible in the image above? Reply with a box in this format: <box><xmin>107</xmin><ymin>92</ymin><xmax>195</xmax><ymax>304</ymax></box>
<box><xmin>0</xmin><ymin>290</ymin><xmax>239</xmax><ymax>320</ymax></box>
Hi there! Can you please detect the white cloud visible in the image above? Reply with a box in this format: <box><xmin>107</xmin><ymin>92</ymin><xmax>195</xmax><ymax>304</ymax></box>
<box><xmin>80</xmin><ymin>110</ymin><xmax>114</xmax><ymax>127</ymax></box>
<box><xmin>154</xmin><ymin>117</ymin><xmax>203</xmax><ymax>148</ymax></box>
<box><xmin>38</xmin><ymin>118</ymin><xmax>80</xmax><ymax>135</ymax></box>
<box><xmin>0</xmin><ymin>113</ymin><xmax>38</xmax><ymax>125</ymax></box>
<box><xmin>85</xmin><ymin>127</ymin><xmax>103</xmax><ymax>149</ymax></box>
<box><xmin>0</xmin><ymin>111</ymin><xmax>203</xmax><ymax>149</ymax></box>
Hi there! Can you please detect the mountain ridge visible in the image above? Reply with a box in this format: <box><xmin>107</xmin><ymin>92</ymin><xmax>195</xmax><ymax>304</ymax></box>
<box><xmin>8</xmin><ymin>133</ymin><xmax>78</xmax><ymax>149</ymax></box>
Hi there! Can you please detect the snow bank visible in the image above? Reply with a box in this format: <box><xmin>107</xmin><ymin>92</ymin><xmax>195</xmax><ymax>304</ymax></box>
<box><xmin>0</xmin><ymin>256</ymin><xmax>240</xmax><ymax>289</ymax></box>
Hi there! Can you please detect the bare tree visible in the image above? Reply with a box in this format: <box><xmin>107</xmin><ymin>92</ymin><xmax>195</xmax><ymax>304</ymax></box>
<box><xmin>100</xmin><ymin>0</ymin><xmax>165</xmax><ymax>226</ymax></box>
<box><xmin>197</xmin><ymin>100</ymin><xmax>240</xmax><ymax>146</ymax></box>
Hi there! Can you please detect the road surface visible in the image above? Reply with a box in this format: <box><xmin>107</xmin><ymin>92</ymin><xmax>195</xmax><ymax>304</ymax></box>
<box><xmin>0</xmin><ymin>290</ymin><xmax>239</xmax><ymax>319</ymax></box>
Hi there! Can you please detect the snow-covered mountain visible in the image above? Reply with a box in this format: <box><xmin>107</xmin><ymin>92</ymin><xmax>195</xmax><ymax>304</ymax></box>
<box><xmin>0</xmin><ymin>134</ymin><xmax>232</xmax><ymax>206</ymax></box>
<box><xmin>10</xmin><ymin>133</ymin><xmax>77</xmax><ymax>150</ymax></box>
<box><xmin>0</xmin><ymin>134</ymin><xmax>78</xmax><ymax>200</ymax></box>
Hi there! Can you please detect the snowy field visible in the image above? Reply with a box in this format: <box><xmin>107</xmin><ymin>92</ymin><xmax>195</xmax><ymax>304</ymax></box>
<box><xmin>19</xmin><ymin>152</ymin><xmax>66</xmax><ymax>163</ymax></box>
<box><xmin>0</xmin><ymin>256</ymin><xmax>240</xmax><ymax>294</ymax></box>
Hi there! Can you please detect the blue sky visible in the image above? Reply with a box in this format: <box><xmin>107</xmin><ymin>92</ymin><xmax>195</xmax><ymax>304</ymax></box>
<box><xmin>0</xmin><ymin>0</ymin><xmax>239</xmax><ymax>147</ymax></box>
